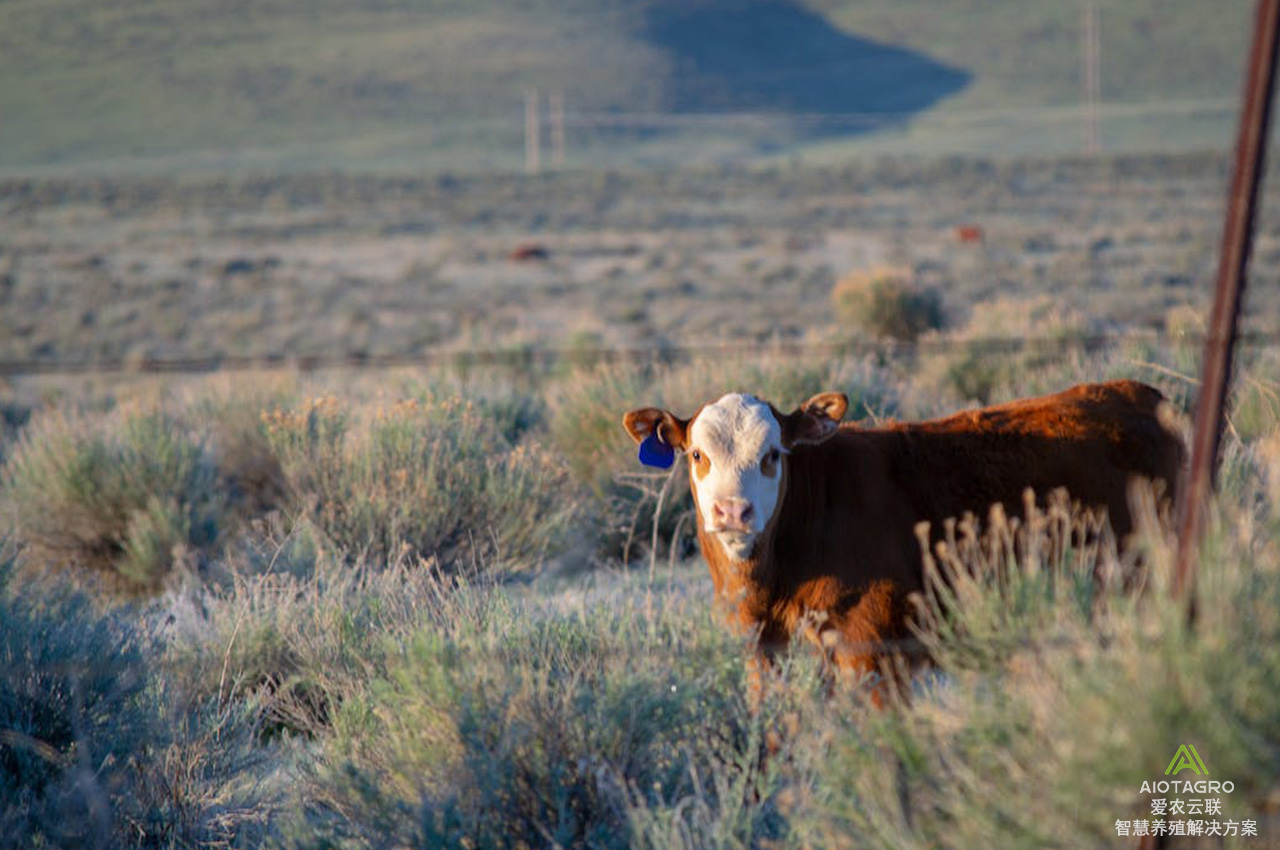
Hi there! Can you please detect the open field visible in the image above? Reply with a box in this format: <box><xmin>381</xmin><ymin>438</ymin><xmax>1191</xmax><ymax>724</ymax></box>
<box><xmin>0</xmin><ymin>0</ymin><xmax>1252</xmax><ymax>172</ymax></box>
<box><xmin>4</xmin><ymin>153</ymin><xmax>1280</xmax><ymax>380</ymax></box>
<box><xmin>3</xmin><ymin>152</ymin><xmax>1280</xmax><ymax>847</ymax></box>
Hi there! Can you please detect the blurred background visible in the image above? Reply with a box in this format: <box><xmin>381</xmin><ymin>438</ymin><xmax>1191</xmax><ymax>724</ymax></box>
<box><xmin>0</xmin><ymin>0</ymin><xmax>1275</xmax><ymax>378</ymax></box>
<box><xmin>0</xmin><ymin>0</ymin><xmax>1251</xmax><ymax>173</ymax></box>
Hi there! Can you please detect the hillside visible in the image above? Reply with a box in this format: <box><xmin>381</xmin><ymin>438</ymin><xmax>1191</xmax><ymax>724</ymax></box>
<box><xmin>0</xmin><ymin>0</ymin><xmax>1253</xmax><ymax>173</ymax></box>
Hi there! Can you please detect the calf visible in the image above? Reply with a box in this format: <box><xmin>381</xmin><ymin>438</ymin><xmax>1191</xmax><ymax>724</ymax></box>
<box><xmin>623</xmin><ymin>380</ymin><xmax>1183</xmax><ymax>680</ymax></box>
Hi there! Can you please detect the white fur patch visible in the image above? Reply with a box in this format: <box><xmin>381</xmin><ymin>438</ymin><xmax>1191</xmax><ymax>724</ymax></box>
<box><xmin>687</xmin><ymin>393</ymin><xmax>787</xmax><ymax>560</ymax></box>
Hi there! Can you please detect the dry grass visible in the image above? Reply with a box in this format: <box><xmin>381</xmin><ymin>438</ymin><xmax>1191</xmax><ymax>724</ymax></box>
<box><xmin>5</xmin><ymin>156</ymin><xmax>1274</xmax><ymax>374</ymax></box>
<box><xmin>2</xmin><ymin>154</ymin><xmax>1279</xmax><ymax>846</ymax></box>
<box><xmin>260</xmin><ymin>393</ymin><xmax>581</xmax><ymax>571</ymax></box>
<box><xmin>831</xmin><ymin>266</ymin><xmax>946</xmax><ymax>342</ymax></box>
<box><xmin>0</xmin><ymin>349</ymin><xmax>1276</xmax><ymax>847</ymax></box>
<box><xmin>2</xmin><ymin>408</ymin><xmax>228</xmax><ymax>593</ymax></box>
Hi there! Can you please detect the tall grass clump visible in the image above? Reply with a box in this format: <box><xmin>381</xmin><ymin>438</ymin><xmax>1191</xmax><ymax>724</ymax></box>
<box><xmin>831</xmin><ymin>266</ymin><xmax>946</xmax><ymax>343</ymax></box>
<box><xmin>261</xmin><ymin>395</ymin><xmax>580</xmax><ymax>570</ymax></box>
<box><xmin>2</xmin><ymin>408</ymin><xmax>227</xmax><ymax>593</ymax></box>
<box><xmin>814</xmin><ymin>479</ymin><xmax>1280</xmax><ymax>850</ymax></box>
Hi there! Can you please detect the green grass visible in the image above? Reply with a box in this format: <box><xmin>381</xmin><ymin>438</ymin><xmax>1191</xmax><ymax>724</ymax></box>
<box><xmin>0</xmin><ymin>0</ymin><xmax>1253</xmax><ymax>173</ymax></box>
<box><xmin>818</xmin><ymin>0</ymin><xmax>1248</xmax><ymax>109</ymax></box>
<box><xmin>0</xmin><ymin>342</ymin><xmax>1278</xmax><ymax>847</ymax></box>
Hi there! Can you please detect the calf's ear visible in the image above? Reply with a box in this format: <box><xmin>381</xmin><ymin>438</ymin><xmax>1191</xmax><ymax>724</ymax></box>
<box><xmin>781</xmin><ymin>392</ymin><xmax>848</xmax><ymax>446</ymax></box>
<box><xmin>622</xmin><ymin>407</ymin><xmax>690</xmax><ymax>450</ymax></box>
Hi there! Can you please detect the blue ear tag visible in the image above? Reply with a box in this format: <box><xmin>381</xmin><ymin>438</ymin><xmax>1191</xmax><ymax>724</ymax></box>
<box><xmin>638</xmin><ymin>430</ymin><xmax>676</xmax><ymax>469</ymax></box>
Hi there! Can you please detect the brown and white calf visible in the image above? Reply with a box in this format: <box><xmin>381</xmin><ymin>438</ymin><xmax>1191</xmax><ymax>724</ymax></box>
<box><xmin>623</xmin><ymin>380</ymin><xmax>1184</xmax><ymax>682</ymax></box>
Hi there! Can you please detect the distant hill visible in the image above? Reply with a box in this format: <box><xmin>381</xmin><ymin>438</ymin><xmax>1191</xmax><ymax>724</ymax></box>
<box><xmin>640</xmin><ymin>1</ymin><xmax>967</xmax><ymax>116</ymax></box>
<box><xmin>0</xmin><ymin>0</ymin><xmax>1251</xmax><ymax>173</ymax></box>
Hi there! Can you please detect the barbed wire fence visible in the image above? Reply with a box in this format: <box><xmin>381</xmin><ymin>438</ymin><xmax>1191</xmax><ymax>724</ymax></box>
<box><xmin>1</xmin><ymin>329</ymin><xmax>1277</xmax><ymax>380</ymax></box>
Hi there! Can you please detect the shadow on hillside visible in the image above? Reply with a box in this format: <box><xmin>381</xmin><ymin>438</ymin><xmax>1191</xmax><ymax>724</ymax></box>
<box><xmin>642</xmin><ymin>0</ymin><xmax>970</xmax><ymax>132</ymax></box>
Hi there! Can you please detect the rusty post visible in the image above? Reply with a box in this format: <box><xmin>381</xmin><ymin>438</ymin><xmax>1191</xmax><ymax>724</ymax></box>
<box><xmin>1172</xmin><ymin>0</ymin><xmax>1280</xmax><ymax>608</ymax></box>
<box><xmin>1144</xmin><ymin>5</ymin><xmax>1280</xmax><ymax>846</ymax></box>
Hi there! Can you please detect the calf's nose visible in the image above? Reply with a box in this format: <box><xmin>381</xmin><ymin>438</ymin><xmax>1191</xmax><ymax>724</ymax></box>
<box><xmin>713</xmin><ymin>498</ymin><xmax>755</xmax><ymax>531</ymax></box>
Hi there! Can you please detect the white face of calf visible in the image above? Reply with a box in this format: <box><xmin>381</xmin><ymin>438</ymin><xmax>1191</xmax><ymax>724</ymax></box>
<box><xmin>622</xmin><ymin>390</ymin><xmax>850</xmax><ymax>564</ymax></box>
<box><xmin>686</xmin><ymin>394</ymin><xmax>785</xmax><ymax>560</ymax></box>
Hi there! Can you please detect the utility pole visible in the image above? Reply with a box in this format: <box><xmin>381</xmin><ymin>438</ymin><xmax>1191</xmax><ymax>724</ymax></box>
<box><xmin>549</xmin><ymin>90</ymin><xmax>566</xmax><ymax>167</ymax></box>
<box><xmin>524</xmin><ymin>89</ymin><xmax>541</xmax><ymax>174</ymax></box>
<box><xmin>1081</xmin><ymin>0</ymin><xmax>1102</xmax><ymax>154</ymax></box>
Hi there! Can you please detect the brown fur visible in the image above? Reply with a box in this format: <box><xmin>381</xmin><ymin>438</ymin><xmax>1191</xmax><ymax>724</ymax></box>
<box><xmin>626</xmin><ymin>380</ymin><xmax>1184</xmax><ymax>682</ymax></box>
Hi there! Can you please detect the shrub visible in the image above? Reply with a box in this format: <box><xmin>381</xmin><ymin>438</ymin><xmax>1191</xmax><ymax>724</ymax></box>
<box><xmin>162</xmin><ymin>556</ymin><xmax>443</xmax><ymax>739</ymax></box>
<box><xmin>286</xmin><ymin>571</ymin><xmax>826</xmax><ymax>850</ymax></box>
<box><xmin>261</xmin><ymin>396</ymin><xmax>580</xmax><ymax>571</ymax></box>
<box><xmin>0</xmin><ymin>562</ymin><xmax>275</xmax><ymax>847</ymax></box>
<box><xmin>832</xmin><ymin>267</ymin><xmax>946</xmax><ymax>342</ymax></box>
<box><xmin>1261</xmin><ymin>425</ymin><xmax>1280</xmax><ymax>517</ymax></box>
<box><xmin>921</xmin><ymin>295</ymin><xmax>1100</xmax><ymax>404</ymax></box>
<box><xmin>815</xmin><ymin>492</ymin><xmax>1280</xmax><ymax>850</ymax></box>
<box><xmin>3</xmin><ymin>409</ymin><xmax>227</xmax><ymax>593</ymax></box>
<box><xmin>0</xmin><ymin>400</ymin><xmax>31</xmax><ymax>464</ymax></box>
<box><xmin>0</xmin><ymin>573</ymin><xmax>151</xmax><ymax>807</ymax></box>
<box><xmin>1228</xmin><ymin>357</ymin><xmax>1280</xmax><ymax>442</ymax></box>
<box><xmin>546</xmin><ymin>363</ymin><xmax>655</xmax><ymax>498</ymax></box>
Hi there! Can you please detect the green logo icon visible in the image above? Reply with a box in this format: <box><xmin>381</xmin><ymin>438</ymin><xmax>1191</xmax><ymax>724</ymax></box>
<box><xmin>1165</xmin><ymin>744</ymin><xmax>1209</xmax><ymax>776</ymax></box>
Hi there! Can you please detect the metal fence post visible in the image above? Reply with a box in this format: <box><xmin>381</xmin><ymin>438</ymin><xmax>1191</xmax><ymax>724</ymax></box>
<box><xmin>1172</xmin><ymin>0</ymin><xmax>1280</xmax><ymax>611</ymax></box>
<box><xmin>1143</xmin><ymin>2</ymin><xmax>1280</xmax><ymax>848</ymax></box>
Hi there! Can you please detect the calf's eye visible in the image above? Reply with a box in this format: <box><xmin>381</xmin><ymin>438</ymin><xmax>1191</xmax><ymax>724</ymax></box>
<box><xmin>691</xmin><ymin>449</ymin><xmax>702</xmax><ymax>463</ymax></box>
